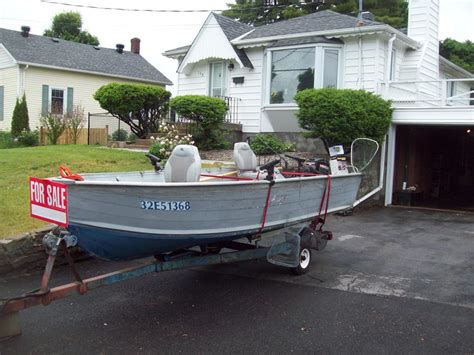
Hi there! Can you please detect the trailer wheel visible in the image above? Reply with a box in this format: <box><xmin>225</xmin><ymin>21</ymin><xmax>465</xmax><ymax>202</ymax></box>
<box><xmin>291</xmin><ymin>248</ymin><xmax>312</xmax><ymax>275</ymax></box>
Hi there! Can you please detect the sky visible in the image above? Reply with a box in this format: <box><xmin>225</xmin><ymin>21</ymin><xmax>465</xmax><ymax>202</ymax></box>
<box><xmin>1</xmin><ymin>0</ymin><xmax>473</xmax><ymax>93</ymax></box>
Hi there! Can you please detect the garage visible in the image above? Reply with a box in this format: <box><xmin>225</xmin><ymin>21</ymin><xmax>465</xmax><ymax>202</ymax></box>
<box><xmin>392</xmin><ymin>125</ymin><xmax>474</xmax><ymax>211</ymax></box>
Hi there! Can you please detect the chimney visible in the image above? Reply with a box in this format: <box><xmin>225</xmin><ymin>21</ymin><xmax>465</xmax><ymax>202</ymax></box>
<box><xmin>21</xmin><ymin>26</ymin><xmax>30</xmax><ymax>37</ymax></box>
<box><xmin>361</xmin><ymin>11</ymin><xmax>374</xmax><ymax>21</ymax></box>
<box><xmin>131</xmin><ymin>38</ymin><xmax>141</xmax><ymax>54</ymax></box>
<box><xmin>407</xmin><ymin>0</ymin><xmax>440</xmax><ymax>80</ymax></box>
<box><xmin>116</xmin><ymin>43</ymin><xmax>124</xmax><ymax>54</ymax></box>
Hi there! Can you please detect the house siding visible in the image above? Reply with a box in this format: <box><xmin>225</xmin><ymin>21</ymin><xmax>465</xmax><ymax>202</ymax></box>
<box><xmin>0</xmin><ymin>65</ymin><xmax>19</xmax><ymax>131</ymax></box>
<box><xmin>342</xmin><ymin>36</ymin><xmax>379</xmax><ymax>92</ymax></box>
<box><xmin>20</xmin><ymin>66</ymin><xmax>164</xmax><ymax>131</ymax></box>
<box><xmin>228</xmin><ymin>47</ymin><xmax>264</xmax><ymax>133</ymax></box>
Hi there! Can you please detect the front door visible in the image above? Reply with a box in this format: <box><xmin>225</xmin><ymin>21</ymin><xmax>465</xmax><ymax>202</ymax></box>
<box><xmin>209</xmin><ymin>62</ymin><xmax>227</xmax><ymax>97</ymax></box>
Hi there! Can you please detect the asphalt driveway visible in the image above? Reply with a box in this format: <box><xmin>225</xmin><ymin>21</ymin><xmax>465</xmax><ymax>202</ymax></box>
<box><xmin>1</xmin><ymin>207</ymin><xmax>473</xmax><ymax>353</ymax></box>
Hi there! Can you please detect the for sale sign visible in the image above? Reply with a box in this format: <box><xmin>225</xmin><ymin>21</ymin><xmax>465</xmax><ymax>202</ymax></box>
<box><xmin>30</xmin><ymin>177</ymin><xmax>68</xmax><ymax>227</ymax></box>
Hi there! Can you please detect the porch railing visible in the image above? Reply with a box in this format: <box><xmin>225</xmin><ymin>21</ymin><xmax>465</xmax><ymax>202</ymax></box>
<box><xmin>378</xmin><ymin>78</ymin><xmax>474</xmax><ymax>107</ymax></box>
<box><xmin>216</xmin><ymin>96</ymin><xmax>241</xmax><ymax>124</ymax></box>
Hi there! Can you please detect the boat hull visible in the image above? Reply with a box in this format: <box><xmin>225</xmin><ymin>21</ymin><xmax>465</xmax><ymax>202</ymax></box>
<box><xmin>64</xmin><ymin>173</ymin><xmax>362</xmax><ymax>260</ymax></box>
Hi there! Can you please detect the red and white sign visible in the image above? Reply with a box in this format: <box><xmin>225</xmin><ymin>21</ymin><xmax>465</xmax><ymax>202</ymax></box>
<box><xmin>30</xmin><ymin>177</ymin><xmax>68</xmax><ymax>227</ymax></box>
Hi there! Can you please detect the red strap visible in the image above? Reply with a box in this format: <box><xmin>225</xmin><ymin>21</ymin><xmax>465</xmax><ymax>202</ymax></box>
<box><xmin>311</xmin><ymin>175</ymin><xmax>331</xmax><ymax>231</ymax></box>
<box><xmin>59</xmin><ymin>165</ymin><xmax>84</xmax><ymax>181</ymax></box>
<box><xmin>200</xmin><ymin>174</ymin><xmax>254</xmax><ymax>181</ymax></box>
<box><xmin>256</xmin><ymin>181</ymin><xmax>274</xmax><ymax>235</ymax></box>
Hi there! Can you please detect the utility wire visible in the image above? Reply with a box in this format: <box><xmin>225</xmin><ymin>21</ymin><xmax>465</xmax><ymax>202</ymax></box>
<box><xmin>39</xmin><ymin>0</ymin><xmax>303</xmax><ymax>13</ymax></box>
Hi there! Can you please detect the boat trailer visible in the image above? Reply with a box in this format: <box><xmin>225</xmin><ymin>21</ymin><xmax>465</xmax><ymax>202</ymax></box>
<box><xmin>0</xmin><ymin>225</ymin><xmax>332</xmax><ymax>339</ymax></box>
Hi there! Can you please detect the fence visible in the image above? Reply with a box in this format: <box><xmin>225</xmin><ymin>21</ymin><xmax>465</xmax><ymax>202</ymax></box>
<box><xmin>39</xmin><ymin>127</ymin><xmax>108</xmax><ymax>145</ymax></box>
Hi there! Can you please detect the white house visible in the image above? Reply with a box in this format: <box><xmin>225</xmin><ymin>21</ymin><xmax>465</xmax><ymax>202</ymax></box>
<box><xmin>164</xmin><ymin>0</ymin><xmax>474</xmax><ymax>211</ymax></box>
<box><xmin>0</xmin><ymin>26</ymin><xmax>172</xmax><ymax>132</ymax></box>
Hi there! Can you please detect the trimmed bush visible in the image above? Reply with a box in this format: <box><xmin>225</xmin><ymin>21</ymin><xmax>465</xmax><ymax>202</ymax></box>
<box><xmin>94</xmin><ymin>83</ymin><xmax>171</xmax><ymax>138</ymax></box>
<box><xmin>294</xmin><ymin>88</ymin><xmax>393</xmax><ymax>146</ymax></box>
<box><xmin>250</xmin><ymin>134</ymin><xmax>296</xmax><ymax>155</ymax></box>
<box><xmin>111</xmin><ymin>128</ymin><xmax>128</xmax><ymax>141</ymax></box>
<box><xmin>170</xmin><ymin>95</ymin><xmax>229</xmax><ymax>150</ymax></box>
<box><xmin>11</xmin><ymin>94</ymin><xmax>30</xmax><ymax>137</ymax></box>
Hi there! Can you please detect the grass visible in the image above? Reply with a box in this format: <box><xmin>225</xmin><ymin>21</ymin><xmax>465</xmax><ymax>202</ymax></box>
<box><xmin>0</xmin><ymin>145</ymin><xmax>149</xmax><ymax>239</ymax></box>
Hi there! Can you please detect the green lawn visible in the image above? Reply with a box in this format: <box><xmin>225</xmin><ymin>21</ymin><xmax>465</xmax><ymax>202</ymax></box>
<box><xmin>0</xmin><ymin>145</ymin><xmax>149</xmax><ymax>238</ymax></box>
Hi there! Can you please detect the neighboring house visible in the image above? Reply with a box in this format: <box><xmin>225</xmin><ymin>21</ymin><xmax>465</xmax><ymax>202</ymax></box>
<box><xmin>164</xmin><ymin>0</ymin><xmax>474</xmax><ymax>211</ymax></box>
<box><xmin>0</xmin><ymin>26</ymin><xmax>172</xmax><ymax>131</ymax></box>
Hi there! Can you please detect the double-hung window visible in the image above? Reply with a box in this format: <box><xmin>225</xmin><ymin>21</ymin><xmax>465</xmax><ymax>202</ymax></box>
<box><xmin>51</xmin><ymin>89</ymin><xmax>65</xmax><ymax>114</ymax></box>
<box><xmin>268</xmin><ymin>46</ymin><xmax>341</xmax><ymax>104</ymax></box>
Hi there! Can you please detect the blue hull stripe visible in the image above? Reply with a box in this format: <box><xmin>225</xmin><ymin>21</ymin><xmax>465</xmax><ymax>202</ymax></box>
<box><xmin>67</xmin><ymin>224</ymin><xmax>258</xmax><ymax>261</ymax></box>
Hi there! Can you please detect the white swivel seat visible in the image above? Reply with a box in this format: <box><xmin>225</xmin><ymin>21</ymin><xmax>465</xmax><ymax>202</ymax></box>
<box><xmin>164</xmin><ymin>145</ymin><xmax>201</xmax><ymax>182</ymax></box>
<box><xmin>233</xmin><ymin>142</ymin><xmax>261</xmax><ymax>179</ymax></box>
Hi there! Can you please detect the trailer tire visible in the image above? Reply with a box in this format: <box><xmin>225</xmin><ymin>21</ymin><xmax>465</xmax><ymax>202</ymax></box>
<box><xmin>291</xmin><ymin>248</ymin><xmax>312</xmax><ymax>275</ymax></box>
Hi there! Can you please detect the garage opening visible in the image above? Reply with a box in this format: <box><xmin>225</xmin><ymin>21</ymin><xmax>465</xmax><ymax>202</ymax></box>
<box><xmin>393</xmin><ymin>126</ymin><xmax>474</xmax><ymax>212</ymax></box>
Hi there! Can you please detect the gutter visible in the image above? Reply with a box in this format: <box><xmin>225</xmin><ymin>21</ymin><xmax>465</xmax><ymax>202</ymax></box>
<box><xmin>16</xmin><ymin>61</ymin><xmax>173</xmax><ymax>86</ymax></box>
<box><xmin>232</xmin><ymin>25</ymin><xmax>420</xmax><ymax>49</ymax></box>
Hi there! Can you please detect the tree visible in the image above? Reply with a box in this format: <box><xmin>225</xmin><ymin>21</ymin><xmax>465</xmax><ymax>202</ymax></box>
<box><xmin>11</xmin><ymin>94</ymin><xmax>30</xmax><ymax>137</ymax></box>
<box><xmin>222</xmin><ymin>0</ymin><xmax>408</xmax><ymax>28</ymax></box>
<box><xmin>94</xmin><ymin>83</ymin><xmax>171</xmax><ymax>138</ymax></box>
<box><xmin>295</xmin><ymin>88</ymin><xmax>392</xmax><ymax>146</ymax></box>
<box><xmin>439</xmin><ymin>38</ymin><xmax>474</xmax><ymax>74</ymax></box>
<box><xmin>44</xmin><ymin>11</ymin><xmax>99</xmax><ymax>45</ymax></box>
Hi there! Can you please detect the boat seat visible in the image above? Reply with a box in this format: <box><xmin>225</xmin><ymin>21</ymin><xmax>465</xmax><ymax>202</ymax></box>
<box><xmin>164</xmin><ymin>145</ymin><xmax>201</xmax><ymax>183</ymax></box>
<box><xmin>233</xmin><ymin>142</ymin><xmax>265</xmax><ymax>179</ymax></box>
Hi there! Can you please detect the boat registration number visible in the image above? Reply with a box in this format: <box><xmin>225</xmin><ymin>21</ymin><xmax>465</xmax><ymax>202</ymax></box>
<box><xmin>140</xmin><ymin>200</ymin><xmax>190</xmax><ymax>211</ymax></box>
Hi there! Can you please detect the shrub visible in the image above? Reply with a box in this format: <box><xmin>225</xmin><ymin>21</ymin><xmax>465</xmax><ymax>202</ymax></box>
<box><xmin>0</xmin><ymin>131</ymin><xmax>15</xmax><ymax>149</ymax></box>
<box><xmin>148</xmin><ymin>122</ymin><xmax>194</xmax><ymax>161</ymax></box>
<box><xmin>250</xmin><ymin>134</ymin><xmax>296</xmax><ymax>155</ymax></box>
<box><xmin>127</xmin><ymin>132</ymin><xmax>138</xmax><ymax>143</ymax></box>
<box><xmin>40</xmin><ymin>113</ymin><xmax>69</xmax><ymax>145</ymax></box>
<box><xmin>67</xmin><ymin>105</ymin><xmax>85</xmax><ymax>144</ymax></box>
<box><xmin>11</xmin><ymin>94</ymin><xmax>30</xmax><ymax>137</ymax></box>
<box><xmin>111</xmin><ymin>128</ymin><xmax>128</xmax><ymax>141</ymax></box>
<box><xmin>294</xmin><ymin>88</ymin><xmax>393</xmax><ymax>146</ymax></box>
<box><xmin>170</xmin><ymin>95</ymin><xmax>229</xmax><ymax>150</ymax></box>
<box><xmin>17</xmin><ymin>129</ymin><xmax>39</xmax><ymax>147</ymax></box>
<box><xmin>94</xmin><ymin>83</ymin><xmax>171</xmax><ymax>138</ymax></box>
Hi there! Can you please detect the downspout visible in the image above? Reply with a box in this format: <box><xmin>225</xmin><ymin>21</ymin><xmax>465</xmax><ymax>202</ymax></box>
<box><xmin>358</xmin><ymin>36</ymin><xmax>363</xmax><ymax>88</ymax></box>
<box><xmin>384</xmin><ymin>34</ymin><xmax>396</xmax><ymax>96</ymax></box>
<box><xmin>353</xmin><ymin>138</ymin><xmax>386</xmax><ymax>207</ymax></box>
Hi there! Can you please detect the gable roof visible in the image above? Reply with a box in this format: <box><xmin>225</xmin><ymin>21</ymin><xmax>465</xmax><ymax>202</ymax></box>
<box><xmin>213</xmin><ymin>13</ymin><xmax>254</xmax><ymax>41</ymax></box>
<box><xmin>0</xmin><ymin>28</ymin><xmax>172</xmax><ymax>85</ymax></box>
<box><xmin>241</xmin><ymin>10</ymin><xmax>381</xmax><ymax>40</ymax></box>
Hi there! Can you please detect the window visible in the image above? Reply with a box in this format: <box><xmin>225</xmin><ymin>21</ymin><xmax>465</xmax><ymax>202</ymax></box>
<box><xmin>446</xmin><ymin>81</ymin><xmax>455</xmax><ymax>99</ymax></box>
<box><xmin>270</xmin><ymin>48</ymin><xmax>315</xmax><ymax>104</ymax></box>
<box><xmin>209</xmin><ymin>62</ymin><xmax>227</xmax><ymax>97</ymax></box>
<box><xmin>323</xmin><ymin>49</ymin><xmax>339</xmax><ymax>88</ymax></box>
<box><xmin>51</xmin><ymin>89</ymin><xmax>65</xmax><ymax>114</ymax></box>
<box><xmin>389</xmin><ymin>49</ymin><xmax>396</xmax><ymax>81</ymax></box>
<box><xmin>268</xmin><ymin>46</ymin><xmax>341</xmax><ymax>104</ymax></box>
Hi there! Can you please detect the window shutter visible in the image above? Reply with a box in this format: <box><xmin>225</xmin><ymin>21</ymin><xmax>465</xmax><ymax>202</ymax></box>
<box><xmin>0</xmin><ymin>86</ymin><xmax>4</xmax><ymax>121</ymax></box>
<box><xmin>67</xmin><ymin>87</ymin><xmax>74</xmax><ymax>115</ymax></box>
<box><xmin>41</xmin><ymin>85</ymin><xmax>49</xmax><ymax>115</ymax></box>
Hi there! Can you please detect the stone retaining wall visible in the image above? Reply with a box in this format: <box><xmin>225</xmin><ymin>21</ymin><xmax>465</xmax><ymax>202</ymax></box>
<box><xmin>0</xmin><ymin>226</ymin><xmax>86</xmax><ymax>276</ymax></box>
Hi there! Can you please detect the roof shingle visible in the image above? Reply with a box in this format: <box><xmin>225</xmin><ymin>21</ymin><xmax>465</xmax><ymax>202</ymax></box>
<box><xmin>241</xmin><ymin>10</ymin><xmax>382</xmax><ymax>40</ymax></box>
<box><xmin>0</xmin><ymin>28</ymin><xmax>172</xmax><ymax>85</ymax></box>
